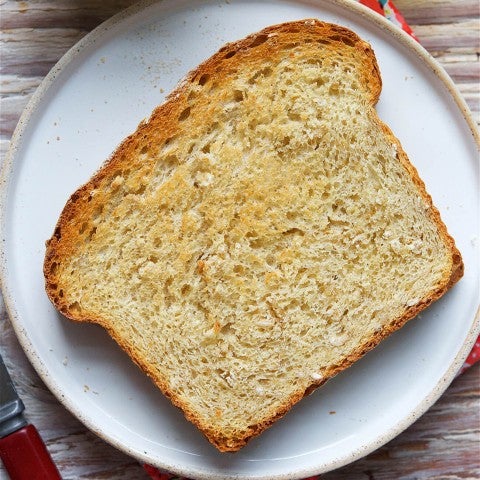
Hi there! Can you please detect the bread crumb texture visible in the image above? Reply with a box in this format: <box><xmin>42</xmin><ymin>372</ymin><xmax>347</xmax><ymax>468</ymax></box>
<box><xmin>44</xmin><ymin>20</ymin><xmax>463</xmax><ymax>451</ymax></box>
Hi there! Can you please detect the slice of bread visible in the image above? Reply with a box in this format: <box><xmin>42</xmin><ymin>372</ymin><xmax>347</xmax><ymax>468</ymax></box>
<box><xmin>44</xmin><ymin>19</ymin><xmax>463</xmax><ymax>452</ymax></box>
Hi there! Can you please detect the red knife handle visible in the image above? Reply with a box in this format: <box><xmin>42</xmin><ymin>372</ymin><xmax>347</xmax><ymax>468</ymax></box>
<box><xmin>0</xmin><ymin>424</ymin><xmax>61</xmax><ymax>480</ymax></box>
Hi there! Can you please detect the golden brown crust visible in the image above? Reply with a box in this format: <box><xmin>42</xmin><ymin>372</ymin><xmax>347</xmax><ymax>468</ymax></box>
<box><xmin>43</xmin><ymin>19</ymin><xmax>463</xmax><ymax>452</ymax></box>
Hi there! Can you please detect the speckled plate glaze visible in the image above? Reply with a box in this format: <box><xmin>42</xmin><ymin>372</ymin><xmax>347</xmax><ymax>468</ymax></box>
<box><xmin>1</xmin><ymin>0</ymin><xmax>479</xmax><ymax>478</ymax></box>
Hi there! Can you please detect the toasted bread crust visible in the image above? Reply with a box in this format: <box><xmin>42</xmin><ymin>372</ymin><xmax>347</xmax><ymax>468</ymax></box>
<box><xmin>44</xmin><ymin>20</ymin><xmax>463</xmax><ymax>452</ymax></box>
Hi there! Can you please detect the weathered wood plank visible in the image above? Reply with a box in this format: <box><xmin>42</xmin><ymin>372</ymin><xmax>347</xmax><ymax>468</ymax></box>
<box><xmin>1</xmin><ymin>0</ymin><xmax>137</xmax><ymax>30</ymax></box>
<box><xmin>412</xmin><ymin>20</ymin><xmax>480</xmax><ymax>49</ymax></box>
<box><xmin>0</xmin><ymin>29</ymin><xmax>88</xmax><ymax>76</ymax></box>
<box><xmin>395</xmin><ymin>0</ymin><xmax>480</xmax><ymax>24</ymax></box>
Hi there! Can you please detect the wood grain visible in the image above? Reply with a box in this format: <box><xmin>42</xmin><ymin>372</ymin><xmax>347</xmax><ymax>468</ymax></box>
<box><xmin>0</xmin><ymin>1</ymin><xmax>479</xmax><ymax>479</ymax></box>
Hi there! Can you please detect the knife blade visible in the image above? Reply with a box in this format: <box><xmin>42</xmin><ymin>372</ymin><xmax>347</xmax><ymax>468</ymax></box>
<box><xmin>0</xmin><ymin>352</ymin><xmax>62</xmax><ymax>479</ymax></box>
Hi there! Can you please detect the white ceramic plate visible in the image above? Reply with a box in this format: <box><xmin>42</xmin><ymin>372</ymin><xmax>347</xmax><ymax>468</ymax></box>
<box><xmin>1</xmin><ymin>0</ymin><xmax>479</xmax><ymax>478</ymax></box>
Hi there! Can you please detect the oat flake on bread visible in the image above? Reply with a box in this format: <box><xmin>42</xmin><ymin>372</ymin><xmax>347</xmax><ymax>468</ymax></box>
<box><xmin>44</xmin><ymin>19</ymin><xmax>463</xmax><ymax>452</ymax></box>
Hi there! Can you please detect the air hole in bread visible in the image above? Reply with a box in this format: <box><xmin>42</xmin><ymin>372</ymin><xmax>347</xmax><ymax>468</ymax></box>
<box><xmin>283</xmin><ymin>228</ymin><xmax>305</xmax><ymax>236</ymax></box>
<box><xmin>249</xmin><ymin>34</ymin><xmax>269</xmax><ymax>48</ymax></box>
<box><xmin>121</xmin><ymin>225</ymin><xmax>132</xmax><ymax>237</ymax></box>
<box><xmin>329</xmin><ymin>83</ymin><xmax>340</xmax><ymax>95</ymax></box>
<box><xmin>330</xmin><ymin>34</ymin><xmax>356</xmax><ymax>47</ymax></box>
<box><xmin>164</xmin><ymin>154</ymin><xmax>178</xmax><ymax>167</ymax></box>
<box><xmin>249</xmin><ymin>238</ymin><xmax>263</xmax><ymax>249</ymax></box>
<box><xmin>181</xmin><ymin>284</ymin><xmax>192</xmax><ymax>295</ymax></box>
<box><xmin>58</xmin><ymin>289</ymin><xmax>63</xmax><ymax>298</ymax></box>
<box><xmin>163</xmin><ymin>277</ymin><xmax>174</xmax><ymax>307</ymax></box>
<box><xmin>248</xmin><ymin>66</ymin><xmax>273</xmax><ymax>84</ymax></box>
<box><xmin>178</xmin><ymin>107</ymin><xmax>191</xmax><ymax>122</ymax></box>
<box><xmin>201</xmin><ymin>143</ymin><xmax>211</xmax><ymax>154</ymax></box>
<box><xmin>299</xmin><ymin>327</ymin><xmax>309</xmax><ymax>337</ymax></box>
<box><xmin>265</xmin><ymin>254</ymin><xmax>276</xmax><ymax>266</ymax></box>
<box><xmin>208</xmin><ymin>122</ymin><xmax>220</xmax><ymax>134</ymax></box>
<box><xmin>233</xmin><ymin>264</ymin><xmax>244</xmax><ymax>274</ymax></box>
<box><xmin>133</xmin><ymin>184</ymin><xmax>146</xmax><ymax>195</ymax></box>
<box><xmin>220</xmin><ymin>323</ymin><xmax>234</xmax><ymax>335</ymax></box>
<box><xmin>79</xmin><ymin>222</ymin><xmax>88</xmax><ymax>235</ymax></box>
<box><xmin>233</xmin><ymin>90</ymin><xmax>244</xmax><ymax>102</ymax></box>
<box><xmin>224</xmin><ymin>50</ymin><xmax>236</xmax><ymax>59</ymax></box>
<box><xmin>140</xmin><ymin>145</ymin><xmax>148</xmax><ymax>155</ymax></box>
<box><xmin>68</xmin><ymin>302</ymin><xmax>81</xmax><ymax>315</ymax></box>
<box><xmin>88</xmin><ymin>227</ymin><xmax>97</xmax><ymax>241</ymax></box>
<box><xmin>192</xmin><ymin>165</ymin><xmax>215</xmax><ymax>187</ymax></box>
<box><xmin>198</xmin><ymin>74</ymin><xmax>210</xmax><ymax>86</ymax></box>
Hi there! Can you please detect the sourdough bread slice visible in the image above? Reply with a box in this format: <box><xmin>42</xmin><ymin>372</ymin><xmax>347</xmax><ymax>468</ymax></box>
<box><xmin>44</xmin><ymin>20</ymin><xmax>463</xmax><ymax>452</ymax></box>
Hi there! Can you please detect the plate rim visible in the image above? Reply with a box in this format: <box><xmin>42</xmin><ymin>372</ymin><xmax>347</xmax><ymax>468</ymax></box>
<box><xmin>0</xmin><ymin>0</ymin><xmax>479</xmax><ymax>478</ymax></box>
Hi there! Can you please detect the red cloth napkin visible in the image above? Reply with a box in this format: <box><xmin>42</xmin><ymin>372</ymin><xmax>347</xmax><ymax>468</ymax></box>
<box><xmin>359</xmin><ymin>0</ymin><xmax>417</xmax><ymax>39</ymax></box>
<box><xmin>144</xmin><ymin>2</ymin><xmax>479</xmax><ymax>478</ymax></box>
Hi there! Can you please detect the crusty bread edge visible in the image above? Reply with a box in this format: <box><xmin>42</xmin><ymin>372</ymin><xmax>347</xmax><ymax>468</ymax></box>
<box><xmin>43</xmin><ymin>19</ymin><xmax>464</xmax><ymax>452</ymax></box>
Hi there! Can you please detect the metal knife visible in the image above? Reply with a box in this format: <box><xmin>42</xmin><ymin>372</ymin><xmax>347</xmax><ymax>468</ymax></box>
<box><xmin>0</xmin><ymin>352</ymin><xmax>61</xmax><ymax>479</ymax></box>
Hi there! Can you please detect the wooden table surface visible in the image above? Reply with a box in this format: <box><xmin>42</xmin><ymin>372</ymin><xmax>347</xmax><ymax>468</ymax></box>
<box><xmin>1</xmin><ymin>1</ymin><xmax>479</xmax><ymax>478</ymax></box>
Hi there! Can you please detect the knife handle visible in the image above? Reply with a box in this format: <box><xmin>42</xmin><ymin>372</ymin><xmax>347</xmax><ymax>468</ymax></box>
<box><xmin>0</xmin><ymin>424</ymin><xmax>61</xmax><ymax>480</ymax></box>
